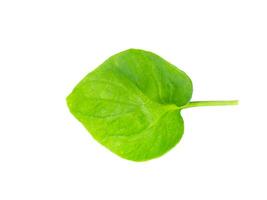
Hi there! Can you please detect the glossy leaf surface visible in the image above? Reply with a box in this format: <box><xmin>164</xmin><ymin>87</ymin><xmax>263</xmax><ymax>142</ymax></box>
<box><xmin>67</xmin><ymin>49</ymin><xmax>193</xmax><ymax>161</ymax></box>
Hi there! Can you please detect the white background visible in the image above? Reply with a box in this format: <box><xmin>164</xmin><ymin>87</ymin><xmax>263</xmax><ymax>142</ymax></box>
<box><xmin>0</xmin><ymin>0</ymin><xmax>266</xmax><ymax>199</ymax></box>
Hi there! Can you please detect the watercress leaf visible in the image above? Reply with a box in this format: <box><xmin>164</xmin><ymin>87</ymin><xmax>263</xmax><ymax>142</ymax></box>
<box><xmin>67</xmin><ymin>49</ymin><xmax>193</xmax><ymax>161</ymax></box>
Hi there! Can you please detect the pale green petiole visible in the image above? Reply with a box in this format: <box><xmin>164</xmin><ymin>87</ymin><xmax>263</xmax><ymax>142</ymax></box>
<box><xmin>180</xmin><ymin>100</ymin><xmax>239</xmax><ymax>109</ymax></box>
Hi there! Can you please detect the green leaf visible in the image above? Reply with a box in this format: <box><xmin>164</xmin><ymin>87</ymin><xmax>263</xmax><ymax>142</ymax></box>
<box><xmin>67</xmin><ymin>49</ymin><xmax>238</xmax><ymax>161</ymax></box>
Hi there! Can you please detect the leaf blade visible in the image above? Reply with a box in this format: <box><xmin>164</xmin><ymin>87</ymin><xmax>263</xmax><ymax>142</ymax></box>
<box><xmin>67</xmin><ymin>49</ymin><xmax>193</xmax><ymax>161</ymax></box>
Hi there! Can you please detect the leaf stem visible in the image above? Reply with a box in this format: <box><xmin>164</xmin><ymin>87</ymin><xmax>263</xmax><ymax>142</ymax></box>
<box><xmin>180</xmin><ymin>100</ymin><xmax>239</xmax><ymax>109</ymax></box>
